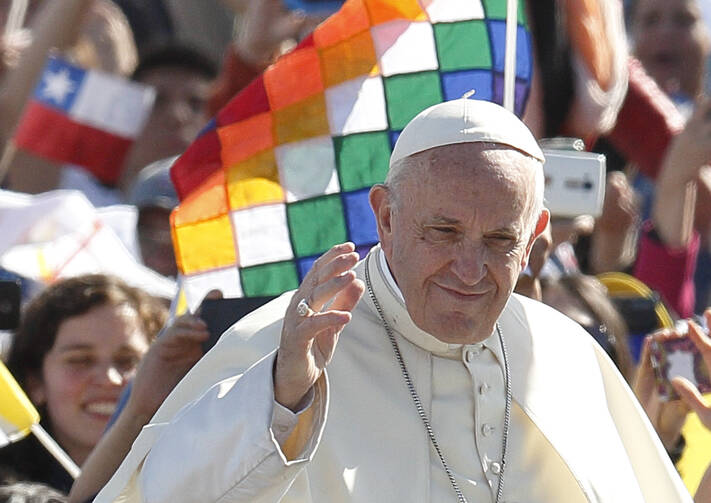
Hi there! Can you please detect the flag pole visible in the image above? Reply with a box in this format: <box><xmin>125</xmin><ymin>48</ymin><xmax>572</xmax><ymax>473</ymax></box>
<box><xmin>30</xmin><ymin>423</ymin><xmax>81</xmax><ymax>479</ymax></box>
<box><xmin>0</xmin><ymin>142</ymin><xmax>17</xmax><ymax>186</ymax></box>
<box><xmin>5</xmin><ymin>0</ymin><xmax>28</xmax><ymax>36</ymax></box>
<box><xmin>503</xmin><ymin>0</ymin><xmax>518</xmax><ymax>112</ymax></box>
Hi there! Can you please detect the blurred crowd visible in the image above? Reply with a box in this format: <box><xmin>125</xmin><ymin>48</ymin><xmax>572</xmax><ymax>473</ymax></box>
<box><xmin>0</xmin><ymin>0</ymin><xmax>710</xmax><ymax>502</ymax></box>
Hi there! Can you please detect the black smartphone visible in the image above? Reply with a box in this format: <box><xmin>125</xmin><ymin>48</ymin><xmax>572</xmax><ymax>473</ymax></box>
<box><xmin>198</xmin><ymin>296</ymin><xmax>276</xmax><ymax>352</ymax></box>
<box><xmin>0</xmin><ymin>280</ymin><xmax>21</xmax><ymax>331</ymax></box>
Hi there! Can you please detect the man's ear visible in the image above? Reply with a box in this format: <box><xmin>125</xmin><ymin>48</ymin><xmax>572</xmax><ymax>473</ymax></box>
<box><xmin>369</xmin><ymin>184</ymin><xmax>394</xmax><ymax>252</ymax></box>
<box><xmin>521</xmin><ymin>209</ymin><xmax>551</xmax><ymax>268</ymax></box>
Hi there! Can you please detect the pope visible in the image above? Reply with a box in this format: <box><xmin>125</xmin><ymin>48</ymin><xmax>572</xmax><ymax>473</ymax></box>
<box><xmin>95</xmin><ymin>99</ymin><xmax>691</xmax><ymax>503</ymax></box>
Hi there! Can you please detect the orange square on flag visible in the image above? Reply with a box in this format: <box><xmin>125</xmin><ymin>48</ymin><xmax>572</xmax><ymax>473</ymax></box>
<box><xmin>274</xmin><ymin>93</ymin><xmax>329</xmax><ymax>145</ymax></box>
<box><xmin>320</xmin><ymin>30</ymin><xmax>378</xmax><ymax>87</ymax></box>
<box><xmin>227</xmin><ymin>149</ymin><xmax>285</xmax><ymax>210</ymax></box>
<box><xmin>314</xmin><ymin>0</ymin><xmax>371</xmax><ymax>48</ymax></box>
<box><xmin>172</xmin><ymin>170</ymin><xmax>227</xmax><ymax>227</ymax></box>
<box><xmin>364</xmin><ymin>0</ymin><xmax>425</xmax><ymax>25</ymax></box>
<box><xmin>173</xmin><ymin>214</ymin><xmax>236</xmax><ymax>274</ymax></box>
<box><xmin>264</xmin><ymin>48</ymin><xmax>324</xmax><ymax>111</ymax></box>
<box><xmin>218</xmin><ymin>112</ymin><xmax>274</xmax><ymax>167</ymax></box>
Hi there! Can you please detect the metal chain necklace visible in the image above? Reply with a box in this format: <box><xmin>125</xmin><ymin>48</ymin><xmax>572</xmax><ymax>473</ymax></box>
<box><xmin>364</xmin><ymin>255</ymin><xmax>512</xmax><ymax>503</ymax></box>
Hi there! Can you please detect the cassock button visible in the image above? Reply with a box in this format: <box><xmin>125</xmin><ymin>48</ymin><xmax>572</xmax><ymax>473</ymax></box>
<box><xmin>490</xmin><ymin>462</ymin><xmax>501</xmax><ymax>474</ymax></box>
<box><xmin>481</xmin><ymin>423</ymin><xmax>495</xmax><ymax>436</ymax></box>
<box><xmin>479</xmin><ymin>383</ymin><xmax>490</xmax><ymax>395</ymax></box>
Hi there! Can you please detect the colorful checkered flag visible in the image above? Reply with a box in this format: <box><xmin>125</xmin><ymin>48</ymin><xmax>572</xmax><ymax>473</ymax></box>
<box><xmin>170</xmin><ymin>0</ymin><xmax>532</xmax><ymax>309</ymax></box>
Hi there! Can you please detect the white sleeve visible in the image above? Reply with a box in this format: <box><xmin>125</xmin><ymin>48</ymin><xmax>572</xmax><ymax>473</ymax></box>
<box><xmin>139</xmin><ymin>350</ymin><xmax>328</xmax><ymax>503</ymax></box>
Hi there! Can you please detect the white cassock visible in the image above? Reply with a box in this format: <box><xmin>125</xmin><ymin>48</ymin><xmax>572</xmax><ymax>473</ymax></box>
<box><xmin>96</xmin><ymin>246</ymin><xmax>691</xmax><ymax>503</ymax></box>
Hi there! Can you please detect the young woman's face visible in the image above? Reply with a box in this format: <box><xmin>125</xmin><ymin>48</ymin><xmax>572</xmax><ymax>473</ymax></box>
<box><xmin>30</xmin><ymin>303</ymin><xmax>150</xmax><ymax>463</ymax></box>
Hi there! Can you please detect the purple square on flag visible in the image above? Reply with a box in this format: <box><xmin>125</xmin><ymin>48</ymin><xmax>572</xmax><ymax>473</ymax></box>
<box><xmin>296</xmin><ymin>256</ymin><xmax>318</xmax><ymax>280</ymax></box>
<box><xmin>355</xmin><ymin>244</ymin><xmax>372</xmax><ymax>260</ymax></box>
<box><xmin>34</xmin><ymin>57</ymin><xmax>84</xmax><ymax>112</ymax></box>
<box><xmin>492</xmin><ymin>76</ymin><xmax>529</xmax><ymax>116</ymax></box>
<box><xmin>342</xmin><ymin>188</ymin><xmax>378</xmax><ymax>247</ymax></box>
<box><xmin>441</xmin><ymin>70</ymin><xmax>493</xmax><ymax>101</ymax></box>
<box><xmin>487</xmin><ymin>21</ymin><xmax>531</xmax><ymax>80</ymax></box>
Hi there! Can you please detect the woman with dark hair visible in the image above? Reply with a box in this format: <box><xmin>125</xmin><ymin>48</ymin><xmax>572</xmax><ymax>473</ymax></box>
<box><xmin>0</xmin><ymin>274</ymin><xmax>166</xmax><ymax>493</ymax></box>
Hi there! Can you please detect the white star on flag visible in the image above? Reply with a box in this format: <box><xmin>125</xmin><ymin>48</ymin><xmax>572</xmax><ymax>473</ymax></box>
<box><xmin>41</xmin><ymin>69</ymin><xmax>75</xmax><ymax>105</ymax></box>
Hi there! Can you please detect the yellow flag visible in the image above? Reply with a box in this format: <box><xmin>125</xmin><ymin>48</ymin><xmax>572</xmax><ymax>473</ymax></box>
<box><xmin>0</xmin><ymin>360</ymin><xmax>39</xmax><ymax>447</ymax></box>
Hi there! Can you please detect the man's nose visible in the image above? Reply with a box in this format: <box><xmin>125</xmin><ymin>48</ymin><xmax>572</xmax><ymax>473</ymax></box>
<box><xmin>451</xmin><ymin>244</ymin><xmax>487</xmax><ymax>285</ymax></box>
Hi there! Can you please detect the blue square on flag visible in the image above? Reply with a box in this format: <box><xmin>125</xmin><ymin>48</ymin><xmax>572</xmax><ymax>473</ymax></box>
<box><xmin>342</xmin><ymin>188</ymin><xmax>378</xmax><ymax>246</ymax></box>
<box><xmin>488</xmin><ymin>21</ymin><xmax>531</xmax><ymax>80</ymax></box>
<box><xmin>296</xmin><ymin>256</ymin><xmax>318</xmax><ymax>280</ymax></box>
<box><xmin>441</xmin><ymin>70</ymin><xmax>493</xmax><ymax>101</ymax></box>
<box><xmin>33</xmin><ymin>57</ymin><xmax>85</xmax><ymax>112</ymax></box>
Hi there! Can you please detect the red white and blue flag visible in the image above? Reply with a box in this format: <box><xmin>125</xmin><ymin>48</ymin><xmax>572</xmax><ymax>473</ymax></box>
<box><xmin>14</xmin><ymin>56</ymin><xmax>155</xmax><ymax>184</ymax></box>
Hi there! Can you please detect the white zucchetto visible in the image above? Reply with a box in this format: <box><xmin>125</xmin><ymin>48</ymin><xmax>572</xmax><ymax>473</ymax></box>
<box><xmin>390</xmin><ymin>98</ymin><xmax>544</xmax><ymax>167</ymax></box>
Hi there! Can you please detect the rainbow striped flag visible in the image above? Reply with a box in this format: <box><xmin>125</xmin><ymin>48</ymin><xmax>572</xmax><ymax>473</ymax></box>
<box><xmin>171</xmin><ymin>0</ymin><xmax>532</xmax><ymax>308</ymax></box>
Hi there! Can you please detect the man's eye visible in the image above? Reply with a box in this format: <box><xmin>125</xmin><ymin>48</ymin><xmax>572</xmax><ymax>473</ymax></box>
<box><xmin>487</xmin><ymin>235</ymin><xmax>515</xmax><ymax>246</ymax></box>
<box><xmin>423</xmin><ymin>226</ymin><xmax>458</xmax><ymax>242</ymax></box>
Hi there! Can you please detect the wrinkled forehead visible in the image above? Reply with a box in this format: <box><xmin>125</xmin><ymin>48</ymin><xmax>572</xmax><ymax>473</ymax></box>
<box><xmin>403</xmin><ymin>142</ymin><xmax>541</xmax><ymax>182</ymax></box>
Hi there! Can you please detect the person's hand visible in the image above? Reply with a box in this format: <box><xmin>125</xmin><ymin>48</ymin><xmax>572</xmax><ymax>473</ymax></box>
<box><xmin>515</xmin><ymin>221</ymin><xmax>552</xmax><ymax>301</ymax></box>
<box><xmin>659</xmin><ymin>98</ymin><xmax>711</xmax><ymax>186</ymax></box>
<box><xmin>633</xmin><ymin>329</ymin><xmax>691</xmax><ymax>451</ymax></box>
<box><xmin>653</xmin><ymin>98</ymin><xmax>711</xmax><ymax>247</ymax></box>
<box><xmin>274</xmin><ymin>242</ymin><xmax>364</xmax><ymax>410</ymax></box>
<box><xmin>124</xmin><ymin>291</ymin><xmax>221</xmax><ymax>421</ymax></box>
<box><xmin>671</xmin><ymin>311</ymin><xmax>711</xmax><ymax>432</ymax></box>
<box><xmin>228</xmin><ymin>0</ymin><xmax>308</xmax><ymax>67</ymax></box>
<box><xmin>587</xmin><ymin>171</ymin><xmax>640</xmax><ymax>273</ymax></box>
<box><xmin>670</xmin><ymin>310</ymin><xmax>711</xmax><ymax>503</ymax></box>
<box><xmin>594</xmin><ymin>171</ymin><xmax>640</xmax><ymax>235</ymax></box>
<box><xmin>550</xmin><ymin>215</ymin><xmax>595</xmax><ymax>248</ymax></box>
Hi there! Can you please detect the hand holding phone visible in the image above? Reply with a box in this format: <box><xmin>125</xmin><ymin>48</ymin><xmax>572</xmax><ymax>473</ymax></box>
<box><xmin>650</xmin><ymin>319</ymin><xmax>711</xmax><ymax>402</ymax></box>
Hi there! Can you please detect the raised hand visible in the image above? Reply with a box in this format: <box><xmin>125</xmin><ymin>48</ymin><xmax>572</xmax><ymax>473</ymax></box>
<box><xmin>227</xmin><ymin>0</ymin><xmax>308</xmax><ymax>67</ymax></box>
<box><xmin>274</xmin><ymin>242</ymin><xmax>365</xmax><ymax>410</ymax></box>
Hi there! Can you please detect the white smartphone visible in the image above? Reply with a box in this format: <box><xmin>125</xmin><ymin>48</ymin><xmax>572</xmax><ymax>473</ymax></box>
<box><xmin>542</xmin><ymin>149</ymin><xmax>606</xmax><ymax>218</ymax></box>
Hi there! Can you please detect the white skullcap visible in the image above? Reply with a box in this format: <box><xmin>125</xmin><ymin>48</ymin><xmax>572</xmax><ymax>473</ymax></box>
<box><xmin>390</xmin><ymin>98</ymin><xmax>544</xmax><ymax>167</ymax></box>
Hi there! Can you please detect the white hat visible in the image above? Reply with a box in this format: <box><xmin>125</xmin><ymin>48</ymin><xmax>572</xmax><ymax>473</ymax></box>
<box><xmin>390</xmin><ymin>99</ymin><xmax>544</xmax><ymax>167</ymax></box>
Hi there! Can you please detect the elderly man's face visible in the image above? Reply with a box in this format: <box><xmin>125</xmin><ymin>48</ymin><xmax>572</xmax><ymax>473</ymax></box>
<box><xmin>371</xmin><ymin>143</ymin><xmax>546</xmax><ymax>344</ymax></box>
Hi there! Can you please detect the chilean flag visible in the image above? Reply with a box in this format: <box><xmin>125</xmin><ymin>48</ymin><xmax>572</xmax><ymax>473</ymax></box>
<box><xmin>14</xmin><ymin>56</ymin><xmax>155</xmax><ymax>185</ymax></box>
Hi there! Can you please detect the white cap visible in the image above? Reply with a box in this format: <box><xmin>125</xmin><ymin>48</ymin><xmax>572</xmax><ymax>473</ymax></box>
<box><xmin>390</xmin><ymin>99</ymin><xmax>544</xmax><ymax>167</ymax></box>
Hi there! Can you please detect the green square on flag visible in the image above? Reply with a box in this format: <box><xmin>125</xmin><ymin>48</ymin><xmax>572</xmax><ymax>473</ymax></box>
<box><xmin>240</xmin><ymin>261</ymin><xmax>299</xmax><ymax>296</ymax></box>
<box><xmin>384</xmin><ymin>72</ymin><xmax>443</xmax><ymax>130</ymax></box>
<box><xmin>287</xmin><ymin>195</ymin><xmax>348</xmax><ymax>257</ymax></box>
<box><xmin>434</xmin><ymin>21</ymin><xmax>492</xmax><ymax>72</ymax></box>
<box><xmin>482</xmin><ymin>0</ymin><xmax>527</xmax><ymax>24</ymax></box>
<box><xmin>334</xmin><ymin>132</ymin><xmax>391</xmax><ymax>191</ymax></box>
